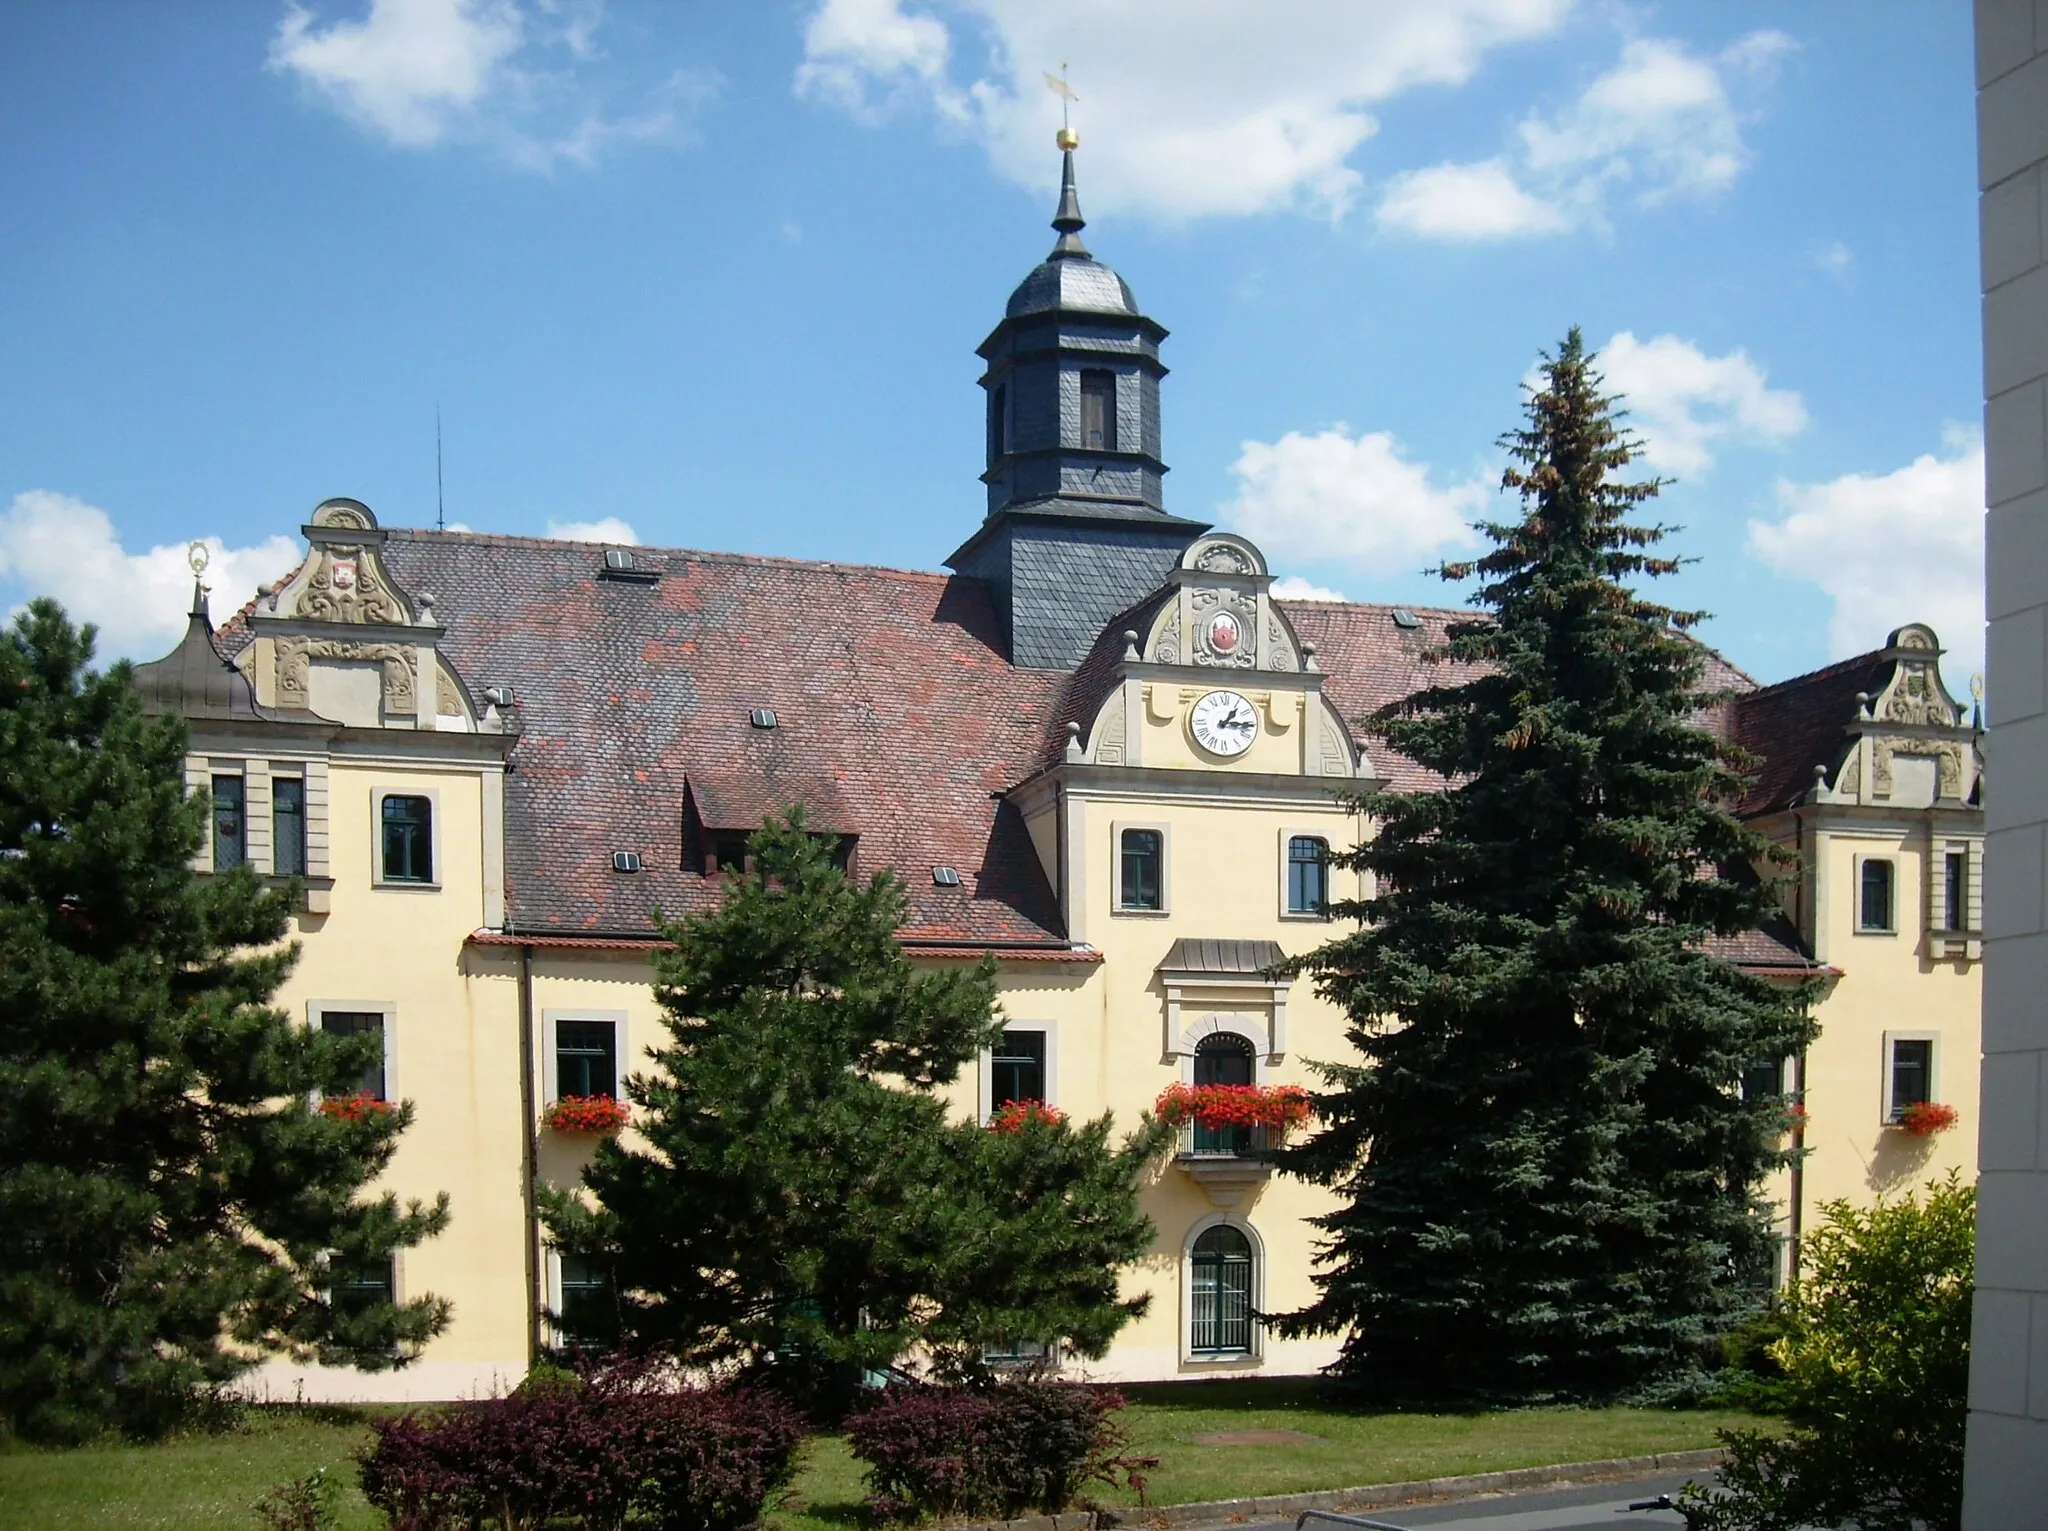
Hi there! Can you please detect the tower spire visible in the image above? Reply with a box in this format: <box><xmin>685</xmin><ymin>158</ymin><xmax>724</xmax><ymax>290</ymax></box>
<box><xmin>1050</xmin><ymin>141</ymin><xmax>1089</xmax><ymax>257</ymax></box>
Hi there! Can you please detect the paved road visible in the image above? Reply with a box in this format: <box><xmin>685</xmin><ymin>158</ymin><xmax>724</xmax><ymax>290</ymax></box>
<box><xmin>1238</xmin><ymin>1471</ymin><xmax>1705</xmax><ymax>1531</ymax></box>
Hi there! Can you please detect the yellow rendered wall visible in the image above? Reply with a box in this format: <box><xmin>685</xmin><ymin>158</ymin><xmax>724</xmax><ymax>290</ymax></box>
<box><xmin>1787</xmin><ymin>826</ymin><xmax>1981</xmax><ymax>1231</ymax></box>
<box><xmin>248</xmin><ymin>759</ymin><xmax>530</xmax><ymax>1402</ymax></box>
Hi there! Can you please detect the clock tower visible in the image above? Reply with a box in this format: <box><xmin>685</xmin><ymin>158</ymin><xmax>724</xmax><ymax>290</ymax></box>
<box><xmin>947</xmin><ymin>134</ymin><xmax>1208</xmax><ymax>670</ymax></box>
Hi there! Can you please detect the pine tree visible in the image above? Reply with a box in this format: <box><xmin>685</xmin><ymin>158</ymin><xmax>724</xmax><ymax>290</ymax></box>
<box><xmin>0</xmin><ymin>601</ymin><xmax>450</xmax><ymax>1443</ymax></box>
<box><xmin>1279</xmin><ymin>332</ymin><xmax>1817</xmax><ymax>1405</ymax></box>
<box><xmin>542</xmin><ymin>812</ymin><xmax>1166</xmax><ymax>1406</ymax></box>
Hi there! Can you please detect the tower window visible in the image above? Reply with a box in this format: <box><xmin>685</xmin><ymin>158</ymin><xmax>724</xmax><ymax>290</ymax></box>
<box><xmin>1943</xmin><ymin>850</ymin><xmax>1968</xmax><ymax>931</ymax></box>
<box><xmin>273</xmin><ymin>777</ymin><xmax>306</xmax><ymax>877</ymax></box>
<box><xmin>1080</xmin><ymin>371</ymin><xmax>1117</xmax><ymax>451</ymax></box>
<box><xmin>1119</xmin><ymin>828</ymin><xmax>1163</xmax><ymax>911</ymax></box>
<box><xmin>212</xmin><ymin>775</ymin><xmax>245</xmax><ymax>872</ymax></box>
<box><xmin>989</xmin><ymin>382</ymin><xmax>1008</xmax><ymax>461</ymax></box>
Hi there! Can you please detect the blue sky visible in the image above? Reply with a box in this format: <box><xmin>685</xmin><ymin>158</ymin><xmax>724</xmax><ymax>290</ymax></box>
<box><xmin>0</xmin><ymin>1</ymin><xmax>1985</xmax><ymax>694</ymax></box>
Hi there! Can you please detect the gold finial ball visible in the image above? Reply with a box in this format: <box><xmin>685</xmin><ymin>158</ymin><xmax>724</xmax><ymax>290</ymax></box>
<box><xmin>186</xmin><ymin>540</ymin><xmax>211</xmax><ymax>578</ymax></box>
<box><xmin>1056</xmin><ymin>125</ymin><xmax>1079</xmax><ymax>151</ymax></box>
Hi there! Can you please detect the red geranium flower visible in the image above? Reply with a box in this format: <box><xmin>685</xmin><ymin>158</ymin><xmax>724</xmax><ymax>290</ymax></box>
<box><xmin>543</xmin><ymin>1095</ymin><xmax>631</xmax><ymax>1134</ymax></box>
<box><xmin>987</xmin><ymin>1099</ymin><xmax>1067</xmax><ymax>1133</ymax></box>
<box><xmin>319</xmin><ymin>1093</ymin><xmax>393</xmax><ymax>1123</ymax></box>
<box><xmin>1154</xmin><ymin>1083</ymin><xmax>1313</xmax><ymax>1131</ymax></box>
<box><xmin>1896</xmin><ymin>1101</ymin><xmax>1958</xmax><ymax>1137</ymax></box>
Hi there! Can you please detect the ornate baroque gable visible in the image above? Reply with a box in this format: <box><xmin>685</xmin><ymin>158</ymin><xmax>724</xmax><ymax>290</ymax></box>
<box><xmin>1818</xmin><ymin>625</ymin><xmax>1980</xmax><ymax>808</ymax></box>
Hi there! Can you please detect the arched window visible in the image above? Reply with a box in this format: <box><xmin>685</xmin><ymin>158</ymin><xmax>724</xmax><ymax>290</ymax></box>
<box><xmin>1190</xmin><ymin>1224</ymin><xmax>1255</xmax><ymax>1355</ymax></box>
<box><xmin>1192</xmin><ymin>1033</ymin><xmax>1256</xmax><ymax>1154</ymax></box>
<box><xmin>1286</xmin><ymin>835</ymin><xmax>1328</xmax><ymax>915</ymax></box>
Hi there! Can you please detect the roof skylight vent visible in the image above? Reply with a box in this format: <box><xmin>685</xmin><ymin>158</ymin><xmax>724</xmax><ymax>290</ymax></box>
<box><xmin>1391</xmin><ymin>608</ymin><xmax>1420</xmax><ymax>630</ymax></box>
<box><xmin>932</xmin><ymin>866</ymin><xmax>961</xmax><ymax>887</ymax></box>
<box><xmin>750</xmin><ymin>708</ymin><xmax>778</xmax><ymax>729</ymax></box>
<box><xmin>611</xmin><ymin>851</ymin><xmax>644</xmax><ymax>873</ymax></box>
<box><xmin>598</xmin><ymin>546</ymin><xmax>660</xmax><ymax>584</ymax></box>
<box><xmin>604</xmin><ymin>548</ymin><xmax>633</xmax><ymax>570</ymax></box>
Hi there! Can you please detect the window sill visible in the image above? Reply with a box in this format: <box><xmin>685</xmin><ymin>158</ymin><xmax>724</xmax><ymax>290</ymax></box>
<box><xmin>374</xmin><ymin>879</ymin><xmax>442</xmax><ymax>891</ymax></box>
<box><xmin>1183</xmin><ymin>1350</ymin><xmax>1260</xmax><ymax>1367</ymax></box>
<box><xmin>1280</xmin><ymin>910</ymin><xmax>1330</xmax><ymax>922</ymax></box>
<box><xmin>1113</xmin><ymin>906</ymin><xmax>1171</xmax><ymax>918</ymax></box>
<box><xmin>1854</xmin><ymin>927</ymin><xmax>1897</xmax><ymax>936</ymax></box>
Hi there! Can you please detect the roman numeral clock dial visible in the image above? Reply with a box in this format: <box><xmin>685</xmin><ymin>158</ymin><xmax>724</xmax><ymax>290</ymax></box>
<box><xmin>1190</xmin><ymin>690</ymin><xmax>1258</xmax><ymax>758</ymax></box>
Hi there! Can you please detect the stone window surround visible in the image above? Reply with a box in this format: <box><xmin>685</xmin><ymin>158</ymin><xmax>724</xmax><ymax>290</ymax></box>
<box><xmin>1854</xmin><ymin>851</ymin><xmax>1899</xmax><ymax>934</ymax></box>
<box><xmin>1180</xmin><ymin>1212</ymin><xmax>1264</xmax><ymax>1366</ymax></box>
<box><xmin>1112</xmin><ymin>819</ymin><xmax>1172</xmax><ymax>916</ymax></box>
<box><xmin>372</xmin><ymin>785</ymin><xmax>442</xmax><ymax>891</ymax></box>
<box><xmin>977</xmin><ymin>1022</ymin><xmax>1058</xmax><ymax>1124</ymax></box>
<box><xmin>541</xmin><ymin>1009</ymin><xmax>630</xmax><ymax>1106</ymax></box>
<box><xmin>307</xmin><ymin>999</ymin><xmax>398</xmax><ymax>1105</ymax></box>
<box><xmin>1277</xmin><ymin>824</ymin><xmax>1334</xmax><ymax>921</ymax></box>
<box><xmin>190</xmin><ymin>757</ymin><xmax>333</xmax><ymax>909</ymax></box>
<box><xmin>1882</xmin><ymin>1029</ymin><xmax>1942</xmax><ymax>1126</ymax></box>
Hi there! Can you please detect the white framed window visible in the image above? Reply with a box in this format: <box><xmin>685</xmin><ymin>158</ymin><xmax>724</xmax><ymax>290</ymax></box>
<box><xmin>1855</xmin><ymin>854</ymin><xmax>1897</xmax><ymax>934</ymax></box>
<box><xmin>543</xmin><ymin>1010</ymin><xmax>629</xmax><ymax>1104</ymax></box>
<box><xmin>546</xmin><ymin>1249</ymin><xmax>621</xmax><ymax>1352</ymax></box>
<box><xmin>979</xmin><ymin>1024</ymin><xmax>1057</xmax><ymax>1122</ymax></box>
<box><xmin>372</xmin><ymin>786</ymin><xmax>441</xmax><ymax>888</ymax></box>
<box><xmin>1183</xmin><ymin>1215</ymin><xmax>1262</xmax><ymax>1362</ymax></box>
<box><xmin>1278</xmin><ymin>827</ymin><xmax>1332</xmax><ymax>918</ymax></box>
<box><xmin>327</xmin><ymin>1251</ymin><xmax>401</xmax><ymax>1315</ymax></box>
<box><xmin>1112</xmin><ymin>820</ymin><xmax>1171</xmax><ymax>915</ymax></box>
<box><xmin>308</xmin><ymin>1000</ymin><xmax>397</xmax><ymax>1103</ymax></box>
<box><xmin>1931</xmin><ymin>839</ymin><xmax>1978</xmax><ymax>935</ymax></box>
<box><xmin>1882</xmin><ymin>1031</ymin><xmax>1940</xmax><ymax>1123</ymax></box>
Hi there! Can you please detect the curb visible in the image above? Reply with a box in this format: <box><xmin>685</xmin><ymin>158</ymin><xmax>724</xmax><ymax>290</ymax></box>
<box><xmin>943</xmin><ymin>1449</ymin><xmax>1726</xmax><ymax>1531</ymax></box>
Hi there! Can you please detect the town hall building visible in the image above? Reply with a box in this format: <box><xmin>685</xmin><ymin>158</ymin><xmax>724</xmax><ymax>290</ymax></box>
<box><xmin>136</xmin><ymin>143</ymin><xmax>1986</xmax><ymax>1399</ymax></box>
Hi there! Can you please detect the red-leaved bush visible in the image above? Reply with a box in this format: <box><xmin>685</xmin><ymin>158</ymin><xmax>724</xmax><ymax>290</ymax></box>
<box><xmin>846</xmin><ymin>1379</ymin><xmax>1153</xmax><ymax>1521</ymax></box>
<box><xmin>356</xmin><ymin>1356</ymin><xmax>803</xmax><ymax>1531</ymax></box>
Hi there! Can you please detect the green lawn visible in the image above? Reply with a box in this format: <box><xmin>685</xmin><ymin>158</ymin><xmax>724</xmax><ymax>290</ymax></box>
<box><xmin>0</xmin><ymin>1384</ymin><xmax>1754</xmax><ymax>1531</ymax></box>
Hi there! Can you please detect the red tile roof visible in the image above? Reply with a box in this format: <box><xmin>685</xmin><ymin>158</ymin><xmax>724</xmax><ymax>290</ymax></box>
<box><xmin>1726</xmin><ymin>648</ymin><xmax>1893</xmax><ymax>815</ymax></box>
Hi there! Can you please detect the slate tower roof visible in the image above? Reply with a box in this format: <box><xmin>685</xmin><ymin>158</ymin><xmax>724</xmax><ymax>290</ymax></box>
<box><xmin>948</xmin><ymin>138</ymin><xmax>1206</xmax><ymax>670</ymax></box>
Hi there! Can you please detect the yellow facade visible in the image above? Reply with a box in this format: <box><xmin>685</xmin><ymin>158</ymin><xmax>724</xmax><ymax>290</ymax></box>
<box><xmin>156</xmin><ymin>510</ymin><xmax>1980</xmax><ymax>1401</ymax></box>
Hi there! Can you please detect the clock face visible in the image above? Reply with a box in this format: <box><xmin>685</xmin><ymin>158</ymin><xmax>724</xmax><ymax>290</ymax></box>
<box><xmin>1190</xmin><ymin>690</ymin><xmax>1257</xmax><ymax>757</ymax></box>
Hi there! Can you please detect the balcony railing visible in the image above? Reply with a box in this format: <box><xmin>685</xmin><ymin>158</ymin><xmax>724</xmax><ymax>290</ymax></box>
<box><xmin>1176</xmin><ymin>1121</ymin><xmax>1283</xmax><ymax>1159</ymax></box>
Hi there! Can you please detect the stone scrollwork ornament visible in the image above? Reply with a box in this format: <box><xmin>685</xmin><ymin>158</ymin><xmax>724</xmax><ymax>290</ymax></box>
<box><xmin>276</xmin><ymin>637</ymin><xmax>417</xmax><ymax>713</ymax></box>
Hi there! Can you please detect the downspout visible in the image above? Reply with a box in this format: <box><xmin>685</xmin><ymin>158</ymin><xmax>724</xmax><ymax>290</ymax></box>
<box><xmin>1787</xmin><ymin>1043</ymin><xmax>1807</xmax><ymax>1283</ymax></box>
<box><xmin>517</xmin><ymin>939</ymin><xmax>541</xmax><ymax>1368</ymax></box>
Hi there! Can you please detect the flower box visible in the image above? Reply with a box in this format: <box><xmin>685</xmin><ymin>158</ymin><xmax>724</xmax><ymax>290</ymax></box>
<box><xmin>986</xmin><ymin>1099</ymin><xmax>1067</xmax><ymax>1133</ymax></box>
<box><xmin>319</xmin><ymin>1093</ymin><xmax>393</xmax><ymax>1123</ymax></box>
<box><xmin>1894</xmin><ymin>1101</ymin><xmax>1958</xmax><ymax>1137</ymax></box>
<box><xmin>1153</xmin><ymin>1082</ymin><xmax>1313</xmax><ymax>1132</ymax></box>
<box><xmin>544</xmin><ymin>1095</ymin><xmax>631</xmax><ymax>1134</ymax></box>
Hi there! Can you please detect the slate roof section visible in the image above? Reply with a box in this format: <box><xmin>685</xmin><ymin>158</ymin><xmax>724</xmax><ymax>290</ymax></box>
<box><xmin>1726</xmin><ymin>648</ymin><xmax>1893</xmax><ymax>816</ymax></box>
<box><xmin>373</xmin><ymin>531</ymin><xmax>1069</xmax><ymax>944</ymax></box>
<box><xmin>133</xmin><ymin>587</ymin><xmax>297</xmax><ymax>724</ymax></box>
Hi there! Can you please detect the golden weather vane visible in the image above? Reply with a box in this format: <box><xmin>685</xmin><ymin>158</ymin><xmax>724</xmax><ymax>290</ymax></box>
<box><xmin>1043</xmin><ymin>62</ymin><xmax>1078</xmax><ymax>150</ymax></box>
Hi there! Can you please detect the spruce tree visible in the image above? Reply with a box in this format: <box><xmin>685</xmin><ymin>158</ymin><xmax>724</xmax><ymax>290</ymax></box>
<box><xmin>1279</xmin><ymin>332</ymin><xmax>1816</xmax><ymax>1404</ymax></box>
<box><xmin>542</xmin><ymin>812</ymin><xmax>1165</xmax><ymax>1405</ymax></box>
<box><xmin>0</xmin><ymin>601</ymin><xmax>450</xmax><ymax>1443</ymax></box>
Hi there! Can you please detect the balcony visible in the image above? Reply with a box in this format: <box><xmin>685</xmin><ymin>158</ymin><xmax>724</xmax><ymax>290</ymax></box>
<box><xmin>1174</xmin><ymin>1121</ymin><xmax>1281</xmax><ymax>1208</ymax></box>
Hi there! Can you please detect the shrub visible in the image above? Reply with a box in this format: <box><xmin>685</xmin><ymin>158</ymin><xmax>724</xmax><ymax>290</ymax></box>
<box><xmin>357</xmin><ymin>1355</ymin><xmax>804</xmax><ymax>1531</ymax></box>
<box><xmin>847</xmin><ymin>1379</ymin><xmax>1152</xmax><ymax>1521</ymax></box>
<box><xmin>1680</xmin><ymin>1174</ymin><xmax>1973</xmax><ymax>1531</ymax></box>
<box><xmin>252</xmin><ymin>1467</ymin><xmax>340</xmax><ymax>1531</ymax></box>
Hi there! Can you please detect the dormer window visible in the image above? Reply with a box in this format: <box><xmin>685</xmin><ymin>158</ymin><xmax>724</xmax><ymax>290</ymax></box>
<box><xmin>1080</xmin><ymin>371</ymin><xmax>1116</xmax><ymax>451</ymax></box>
<box><xmin>709</xmin><ymin>833</ymin><xmax>748</xmax><ymax>874</ymax></box>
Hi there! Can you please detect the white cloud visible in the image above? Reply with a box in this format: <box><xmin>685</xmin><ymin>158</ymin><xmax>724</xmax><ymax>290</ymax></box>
<box><xmin>1746</xmin><ymin>430</ymin><xmax>1985</xmax><ymax>675</ymax></box>
<box><xmin>1270</xmin><ymin>574</ymin><xmax>1350</xmax><ymax>603</ymax></box>
<box><xmin>793</xmin><ymin>0</ymin><xmax>1569</xmax><ymax>220</ymax></box>
<box><xmin>1815</xmin><ymin>240</ymin><xmax>1852</xmax><ymax>279</ymax></box>
<box><xmin>544</xmin><ymin>516</ymin><xmax>639</xmax><ymax>544</ymax></box>
<box><xmin>1223</xmin><ymin>426</ymin><xmax>1487</xmax><ymax>575</ymax></box>
<box><xmin>270</xmin><ymin>0</ymin><xmax>717</xmax><ymax>170</ymax></box>
<box><xmin>1378</xmin><ymin>30</ymin><xmax>1791</xmax><ymax>240</ymax></box>
<box><xmin>0</xmin><ymin>491</ymin><xmax>302</xmax><ymax>663</ymax></box>
<box><xmin>1376</xmin><ymin>158</ymin><xmax>1569</xmax><ymax>240</ymax></box>
<box><xmin>1595</xmin><ymin>330</ymin><xmax>1808</xmax><ymax>477</ymax></box>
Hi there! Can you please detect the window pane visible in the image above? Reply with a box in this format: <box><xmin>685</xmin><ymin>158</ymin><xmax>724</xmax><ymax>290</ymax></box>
<box><xmin>1860</xmin><ymin>859</ymin><xmax>1893</xmax><ymax>931</ymax></box>
<box><xmin>558</xmin><ymin>1256</ymin><xmax>619</xmax><ymax>1350</ymax></box>
<box><xmin>331</xmin><ymin>1255</ymin><xmax>395</xmax><ymax>1317</ymax></box>
<box><xmin>711</xmin><ymin>833</ymin><xmax>747</xmax><ymax>873</ymax></box>
<box><xmin>557</xmin><ymin>1020</ymin><xmax>618</xmax><ymax>1099</ymax></box>
<box><xmin>381</xmin><ymin>795</ymin><xmax>433</xmax><ymax>883</ymax></box>
<box><xmin>1191</xmin><ymin>1226</ymin><xmax>1254</xmax><ymax>1353</ymax></box>
<box><xmin>1741</xmin><ymin>1057</ymin><xmax>1783</xmax><ymax>1104</ymax></box>
<box><xmin>992</xmin><ymin>1029</ymin><xmax>1047</xmax><ymax>1108</ymax></box>
<box><xmin>212</xmin><ymin>775</ymin><xmax>245</xmax><ymax>872</ymax></box>
<box><xmin>1120</xmin><ymin>829</ymin><xmax>1162</xmax><ymax>910</ymax></box>
<box><xmin>1891</xmin><ymin>1039</ymin><xmax>1933</xmax><ymax>1115</ymax></box>
<box><xmin>273</xmin><ymin>777</ymin><xmax>306</xmax><ymax>877</ymax></box>
<box><xmin>321</xmin><ymin>1011</ymin><xmax>386</xmax><ymax>1100</ymax></box>
<box><xmin>1945</xmin><ymin>852</ymin><xmax>1967</xmax><ymax>931</ymax></box>
<box><xmin>989</xmin><ymin>383</ymin><xmax>1007</xmax><ymax>461</ymax></box>
<box><xmin>1287</xmin><ymin>836</ymin><xmax>1328</xmax><ymax>914</ymax></box>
